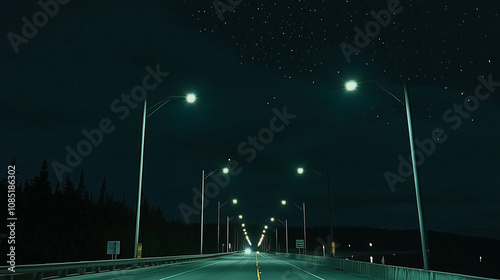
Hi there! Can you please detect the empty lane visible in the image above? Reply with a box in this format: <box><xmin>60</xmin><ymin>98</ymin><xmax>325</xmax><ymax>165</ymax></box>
<box><xmin>67</xmin><ymin>253</ymin><xmax>379</xmax><ymax>280</ymax></box>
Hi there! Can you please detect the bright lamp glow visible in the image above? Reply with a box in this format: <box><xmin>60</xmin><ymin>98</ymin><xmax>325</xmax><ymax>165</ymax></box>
<box><xmin>223</xmin><ymin>167</ymin><xmax>229</xmax><ymax>174</ymax></box>
<box><xmin>345</xmin><ymin>81</ymin><xmax>358</xmax><ymax>91</ymax></box>
<box><xmin>239</xmin><ymin>215</ymin><xmax>243</xmax><ymax>219</ymax></box>
<box><xmin>186</xmin><ymin>93</ymin><xmax>196</xmax><ymax>103</ymax></box>
<box><xmin>245</xmin><ymin>248</ymin><xmax>251</xmax><ymax>254</ymax></box>
<box><xmin>281</xmin><ymin>200</ymin><xmax>286</xmax><ymax>205</ymax></box>
<box><xmin>270</xmin><ymin>217</ymin><xmax>275</xmax><ymax>221</ymax></box>
<box><xmin>232</xmin><ymin>199</ymin><xmax>237</xmax><ymax>204</ymax></box>
<box><xmin>297</xmin><ymin>167</ymin><xmax>304</xmax><ymax>174</ymax></box>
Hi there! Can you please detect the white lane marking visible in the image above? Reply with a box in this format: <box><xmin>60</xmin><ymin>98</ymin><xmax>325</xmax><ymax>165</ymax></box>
<box><xmin>158</xmin><ymin>259</ymin><xmax>225</xmax><ymax>279</ymax></box>
<box><xmin>260</xmin><ymin>254</ymin><xmax>329</xmax><ymax>280</ymax></box>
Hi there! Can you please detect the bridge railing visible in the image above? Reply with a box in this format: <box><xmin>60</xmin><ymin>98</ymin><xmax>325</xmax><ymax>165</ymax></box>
<box><xmin>275</xmin><ymin>252</ymin><xmax>496</xmax><ymax>280</ymax></box>
<box><xmin>0</xmin><ymin>252</ymin><xmax>235</xmax><ymax>280</ymax></box>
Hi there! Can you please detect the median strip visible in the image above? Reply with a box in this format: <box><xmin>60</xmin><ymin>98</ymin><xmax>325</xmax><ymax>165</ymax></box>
<box><xmin>256</xmin><ymin>253</ymin><xmax>261</xmax><ymax>280</ymax></box>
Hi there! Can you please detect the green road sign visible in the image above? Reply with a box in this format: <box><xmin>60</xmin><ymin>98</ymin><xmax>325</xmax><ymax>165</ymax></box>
<box><xmin>296</xmin><ymin>239</ymin><xmax>304</xmax><ymax>248</ymax></box>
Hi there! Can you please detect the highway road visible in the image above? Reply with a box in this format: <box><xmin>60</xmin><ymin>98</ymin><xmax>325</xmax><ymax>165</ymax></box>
<box><xmin>67</xmin><ymin>252</ymin><xmax>379</xmax><ymax>280</ymax></box>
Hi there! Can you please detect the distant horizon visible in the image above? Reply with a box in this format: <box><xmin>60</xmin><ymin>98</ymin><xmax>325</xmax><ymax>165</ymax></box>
<box><xmin>3</xmin><ymin>157</ymin><xmax>498</xmax><ymax>241</ymax></box>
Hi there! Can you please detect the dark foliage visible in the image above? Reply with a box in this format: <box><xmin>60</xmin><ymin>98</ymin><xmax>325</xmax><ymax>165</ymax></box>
<box><xmin>0</xmin><ymin>160</ymin><xmax>205</xmax><ymax>264</ymax></box>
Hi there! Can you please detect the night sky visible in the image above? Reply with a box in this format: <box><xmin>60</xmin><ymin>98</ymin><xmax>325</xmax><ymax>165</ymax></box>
<box><xmin>1</xmin><ymin>0</ymin><xmax>499</xmax><ymax>243</ymax></box>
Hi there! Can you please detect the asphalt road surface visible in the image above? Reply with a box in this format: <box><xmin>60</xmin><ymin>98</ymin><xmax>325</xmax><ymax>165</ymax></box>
<box><xmin>67</xmin><ymin>252</ymin><xmax>379</xmax><ymax>280</ymax></box>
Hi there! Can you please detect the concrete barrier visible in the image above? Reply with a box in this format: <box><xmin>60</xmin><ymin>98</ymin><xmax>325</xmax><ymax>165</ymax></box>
<box><xmin>275</xmin><ymin>253</ymin><xmax>496</xmax><ymax>280</ymax></box>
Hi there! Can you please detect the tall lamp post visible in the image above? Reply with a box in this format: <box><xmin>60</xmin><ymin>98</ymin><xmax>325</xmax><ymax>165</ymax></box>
<box><xmin>234</xmin><ymin>224</ymin><xmax>244</xmax><ymax>252</ymax></box>
<box><xmin>345</xmin><ymin>80</ymin><xmax>429</xmax><ymax>269</ymax></box>
<box><xmin>297</xmin><ymin>167</ymin><xmax>334</xmax><ymax>256</ymax></box>
<box><xmin>277</xmin><ymin>218</ymin><xmax>288</xmax><ymax>253</ymax></box>
<box><xmin>226</xmin><ymin>214</ymin><xmax>243</xmax><ymax>252</ymax></box>
<box><xmin>134</xmin><ymin>94</ymin><xmax>196</xmax><ymax>258</ymax></box>
<box><xmin>217</xmin><ymin>197</ymin><xmax>237</xmax><ymax>253</ymax></box>
<box><xmin>281</xmin><ymin>200</ymin><xmax>306</xmax><ymax>254</ymax></box>
<box><xmin>201</xmin><ymin>168</ymin><xmax>229</xmax><ymax>255</ymax></box>
<box><xmin>268</xmin><ymin>217</ymin><xmax>279</xmax><ymax>252</ymax></box>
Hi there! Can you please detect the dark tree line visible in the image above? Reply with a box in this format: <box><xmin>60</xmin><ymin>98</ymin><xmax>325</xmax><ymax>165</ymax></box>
<box><xmin>0</xmin><ymin>159</ymin><xmax>209</xmax><ymax>265</ymax></box>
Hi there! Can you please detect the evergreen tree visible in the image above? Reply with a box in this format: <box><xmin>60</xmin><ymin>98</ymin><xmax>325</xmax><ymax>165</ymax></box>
<box><xmin>98</xmin><ymin>177</ymin><xmax>107</xmax><ymax>205</ymax></box>
<box><xmin>77</xmin><ymin>169</ymin><xmax>89</xmax><ymax>201</ymax></box>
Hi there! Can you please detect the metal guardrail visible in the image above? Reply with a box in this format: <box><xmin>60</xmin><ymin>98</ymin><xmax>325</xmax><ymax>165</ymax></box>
<box><xmin>275</xmin><ymin>252</ymin><xmax>497</xmax><ymax>280</ymax></box>
<box><xmin>0</xmin><ymin>252</ymin><xmax>235</xmax><ymax>280</ymax></box>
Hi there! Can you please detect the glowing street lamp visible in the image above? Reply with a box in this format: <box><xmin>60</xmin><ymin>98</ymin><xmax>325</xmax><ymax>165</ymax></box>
<box><xmin>217</xmin><ymin>199</ymin><xmax>237</xmax><ymax>253</ymax></box>
<box><xmin>344</xmin><ymin>80</ymin><xmax>358</xmax><ymax>91</ymax></box>
<box><xmin>296</xmin><ymin>166</ymin><xmax>334</xmax><ymax>257</ymax></box>
<box><xmin>186</xmin><ymin>93</ymin><xmax>196</xmax><ymax>103</ymax></box>
<box><xmin>227</xmin><ymin>214</ymin><xmax>243</xmax><ymax>252</ymax></box>
<box><xmin>345</xmin><ymin>79</ymin><xmax>429</xmax><ymax>270</ymax></box>
<box><xmin>201</xmin><ymin>167</ymin><xmax>230</xmax><ymax>254</ymax></box>
<box><xmin>134</xmin><ymin>94</ymin><xmax>195</xmax><ymax>258</ymax></box>
<box><xmin>282</xmin><ymin>200</ymin><xmax>307</xmax><ymax>254</ymax></box>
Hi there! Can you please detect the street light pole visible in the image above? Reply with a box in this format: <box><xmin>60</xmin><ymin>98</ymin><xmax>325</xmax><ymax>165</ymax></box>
<box><xmin>404</xmin><ymin>83</ymin><xmax>429</xmax><ymax>269</ymax></box>
<box><xmin>133</xmin><ymin>94</ymin><xmax>196</xmax><ymax>258</ymax></box>
<box><xmin>345</xmin><ymin>80</ymin><xmax>429</xmax><ymax>269</ymax></box>
<box><xmin>302</xmin><ymin>202</ymin><xmax>307</xmax><ymax>255</ymax></box>
<box><xmin>285</xmin><ymin>219</ymin><xmax>288</xmax><ymax>253</ymax></box>
<box><xmin>217</xmin><ymin>201</ymin><xmax>220</xmax><ymax>253</ymax></box>
<box><xmin>297</xmin><ymin>168</ymin><xmax>331</xmax><ymax>255</ymax></box>
<box><xmin>200</xmin><ymin>170</ymin><xmax>205</xmax><ymax>255</ymax></box>
<box><xmin>226</xmin><ymin>216</ymin><xmax>229</xmax><ymax>252</ymax></box>
<box><xmin>326</xmin><ymin>169</ymin><xmax>333</xmax><ymax>256</ymax></box>
<box><xmin>134</xmin><ymin>100</ymin><xmax>147</xmax><ymax>259</ymax></box>
<box><xmin>278</xmin><ymin>219</ymin><xmax>288</xmax><ymax>253</ymax></box>
<box><xmin>271</xmin><ymin>228</ymin><xmax>278</xmax><ymax>252</ymax></box>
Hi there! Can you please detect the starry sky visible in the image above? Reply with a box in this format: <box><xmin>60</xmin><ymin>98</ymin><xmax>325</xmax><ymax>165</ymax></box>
<box><xmin>1</xmin><ymin>0</ymin><xmax>499</xmax><ymax>240</ymax></box>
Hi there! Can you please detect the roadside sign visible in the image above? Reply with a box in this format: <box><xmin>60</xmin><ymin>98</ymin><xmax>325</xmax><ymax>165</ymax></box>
<box><xmin>107</xmin><ymin>241</ymin><xmax>120</xmax><ymax>254</ymax></box>
<box><xmin>296</xmin><ymin>239</ymin><xmax>304</xmax><ymax>249</ymax></box>
<box><xmin>107</xmin><ymin>241</ymin><xmax>120</xmax><ymax>260</ymax></box>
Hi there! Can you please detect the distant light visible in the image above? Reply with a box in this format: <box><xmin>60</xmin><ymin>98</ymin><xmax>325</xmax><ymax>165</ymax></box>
<box><xmin>245</xmin><ymin>248</ymin><xmax>251</xmax><ymax>254</ymax></box>
<box><xmin>223</xmin><ymin>167</ymin><xmax>229</xmax><ymax>174</ymax></box>
<box><xmin>263</xmin><ymin>230</ymin><xmax>266</xmax><ymax>233</ymax></box>
<box><xmin>242</xmin><ymin>223</ymin><xmax>245</xmax><ymax>227</ymax></box>
<box><xmin>232</xmin><ymin>199</ymin><xmax>237</xmax><ymax>204</ymax></box>
<box><xmin>239</xmin><ymin>215</ymin><xmax>243</xmax><ymax>219</ymax></box>
<box><xmin>281</xmin><ymin>200</ymin><xmax>287</xmax><ymax>205</ymax></box>
<box><xmin>297</xmin><ymin>167</ymin><xmax>304</xmax><ymax>174</ymax></box>
<box><xmin>270</xmin><ymin>217</ymin><xmax>275</xmax><ymax>222</ymax></box>
<box><xmin>186</xmin><ymin>93</ymin><xmax>196</xmax><ymax>103</ymax></box>
<box><xmin>345</xmin><ymin>81</ymin><xmax>358</xmax><ymax>91</ymax></box>
<box><xmin>369</xmin><ymin>243</ymin><xmax>373</xmax><ymax>247</ymax></box>
<box><xmin>264</xmin><ymin>225</ymin><xmax>268</xmax><ymax>229</ymax></box>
